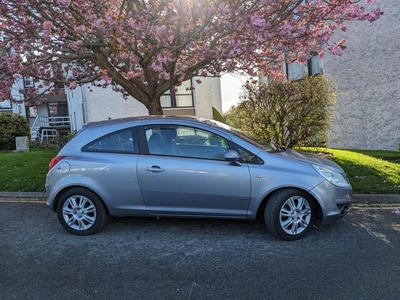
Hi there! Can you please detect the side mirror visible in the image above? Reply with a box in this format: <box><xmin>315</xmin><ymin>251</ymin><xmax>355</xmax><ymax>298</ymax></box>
<box><xmin>224</xmin><ymin>150</ymin><xmax>242</xmax><ymax>166</ymax></box>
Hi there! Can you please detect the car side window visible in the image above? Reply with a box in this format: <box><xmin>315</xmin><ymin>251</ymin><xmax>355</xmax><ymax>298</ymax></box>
<box><xmin>83</xmin><ymin>129</ymin><xmax>136</xmax><ymax>153</ymax></box>
<box><xmin>145</xmin><ymin>125</ymin><xmax>230</xmax><ymax>160</ymax></box>
<box><xmin>235</xmin><ymin>144</ymin><xmax>264</xmax><ymax>164</ymax></box>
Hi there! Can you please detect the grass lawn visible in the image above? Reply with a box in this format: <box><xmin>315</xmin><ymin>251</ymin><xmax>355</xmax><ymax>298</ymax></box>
<box><xmin>0</xmin><ymin>148</ymin><xmax>58</xmax><ymax>192</ymax></box>
<box><xmin>0</xmin><ymin>147</ymin><xmax>399</xmax><ymax>194</ymax></box>
<box><xmin>302</xmin><ymin>148</ymin><xmax>400</xmax><ymax>194</ymax></box>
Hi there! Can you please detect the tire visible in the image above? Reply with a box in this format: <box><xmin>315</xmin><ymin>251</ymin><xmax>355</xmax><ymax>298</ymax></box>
<box><xmin>56</xmin><ymin>187</ymin><xmax>108</xmax><ymax>236</ymax></box>
<box><xmin>265</xmin><ymin>189</ymin><xmax>315</xmax><ymax>241</ymax></box>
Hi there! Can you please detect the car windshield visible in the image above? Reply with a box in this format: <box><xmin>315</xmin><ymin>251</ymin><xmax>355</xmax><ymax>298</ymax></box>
<box><xmin>202</xmin><ymin>119</ymin><xmax>278</xmax><ymax>153</ymax></box>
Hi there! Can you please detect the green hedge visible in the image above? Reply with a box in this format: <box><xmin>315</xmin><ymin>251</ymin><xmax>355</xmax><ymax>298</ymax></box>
<box><xmin>0</xmin><ymin>113</ymin><xmax>31</xmax><ymax>150</ymax></box>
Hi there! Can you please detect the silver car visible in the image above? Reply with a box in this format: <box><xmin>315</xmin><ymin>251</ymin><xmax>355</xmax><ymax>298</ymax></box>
<box><xmin>46</xmin><ymin>116</ymin><xmax>352</xmax><ymax>240</ymax></box>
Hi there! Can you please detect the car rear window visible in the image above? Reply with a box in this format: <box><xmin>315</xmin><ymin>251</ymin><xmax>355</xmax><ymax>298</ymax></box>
<box><xmin>82</xmin><ymin>129</ymin><xmax>137</xmax><ymax>153</ymax></box>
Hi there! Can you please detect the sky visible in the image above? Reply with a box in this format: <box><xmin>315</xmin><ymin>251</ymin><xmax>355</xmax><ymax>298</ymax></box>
<box><xmin>220</xmin><ymin>73</ymin><xmax>250</xmax><ymax>112</ymax></box>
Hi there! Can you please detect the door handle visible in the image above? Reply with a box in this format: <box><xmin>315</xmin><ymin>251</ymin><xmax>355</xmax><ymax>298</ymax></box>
<box><xmin>145</xmin><ymin>166</ymin><xmax>164</xmax><ymax>173</ymax></box>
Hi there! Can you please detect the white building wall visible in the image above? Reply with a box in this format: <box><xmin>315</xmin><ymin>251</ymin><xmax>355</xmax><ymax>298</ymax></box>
<box><xmin>83</xmin><ymin>85</ymin><xmax>149</xmax><ymax>124</ymax></box>
<box><xmin>210</xmin><ymin>77</ymin><xmax>223</xmax><ymax>115</ymax></box>
<box><xmin>66</xmin><ymin>85</ymin><xmax>86</xmax><ymax>132</ymax></box>
<box><xmin>324</xmin><ymin>0</ymin><xmax>400</xmax><ymax>150</ymax></box>
<box><xmin>9</xmin><ymin>78</ymin><xmax>26</xmax><ymax>117</ymax></box>
<box><xmin>193</xmin><ymin>77</ymin><xmax>222</xmax><ymax>119</ymax></box>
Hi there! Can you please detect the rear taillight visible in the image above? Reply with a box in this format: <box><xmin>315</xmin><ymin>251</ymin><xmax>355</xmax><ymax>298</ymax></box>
<box><xmin>48</xmin><ymin>156</ymin><xmax>66</xmax><ymax>170</ymax></box>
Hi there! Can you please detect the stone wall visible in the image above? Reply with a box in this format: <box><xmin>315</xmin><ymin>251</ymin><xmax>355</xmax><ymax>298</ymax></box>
<box><xmin>324</xmin><ymin>0</ymin><xmax>400</xmax><ymax>150</ymax></box>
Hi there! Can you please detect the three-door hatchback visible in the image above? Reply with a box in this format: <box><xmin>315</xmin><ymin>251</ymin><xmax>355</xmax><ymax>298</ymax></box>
<box><xmin>46</xmin><ymin>116</ymin><xmax>352</xmax><ymax>240</ymax></box>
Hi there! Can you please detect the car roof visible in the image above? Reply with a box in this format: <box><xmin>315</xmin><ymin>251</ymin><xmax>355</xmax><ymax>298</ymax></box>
<box><xmin>75</xmin><ymin>115</ymin><xmax>231</xmax><ymax>141</ymax></box>
<box><xmin>84</xmin><ymin>115</ymin><xmax>206</xmax><ymax>128</ymax></box>
<box><xmin>80</xmin><ymin>115</ymin><xmax>236</xmax><ymax>134</ymax></box>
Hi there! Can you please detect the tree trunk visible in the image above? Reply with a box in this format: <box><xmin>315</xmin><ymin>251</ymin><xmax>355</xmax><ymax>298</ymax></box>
<box><xmin>147</xmin><ymin>96</ymin><xmax>164</xmax><ymax>115</ymax></box>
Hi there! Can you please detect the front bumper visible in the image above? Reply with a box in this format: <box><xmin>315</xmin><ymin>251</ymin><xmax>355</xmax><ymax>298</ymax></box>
<box><xmin>310</xmin><ymin>181</ymin><xmax>352</xmax><ymax>226</ymax></box>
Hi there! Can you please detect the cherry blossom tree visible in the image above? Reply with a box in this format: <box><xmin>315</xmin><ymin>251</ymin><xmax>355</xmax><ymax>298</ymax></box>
<box><xmin>0</xmin><ymin>0</ymin><xmax>382</xmax><ymax>115</ymax></box>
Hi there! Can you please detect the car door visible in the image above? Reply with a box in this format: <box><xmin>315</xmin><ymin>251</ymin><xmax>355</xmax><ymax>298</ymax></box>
<box><xmin>80</xmin><ymin>127</ymin><xmax>145</xmax><ymax>214</ymax></box>
<box><xmin>137</xmin><ymin>124</ymin><xmax>251</xmax><ymax>218</ymax></box>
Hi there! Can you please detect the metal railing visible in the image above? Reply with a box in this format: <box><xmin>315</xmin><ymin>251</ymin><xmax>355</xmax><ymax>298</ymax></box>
<box><xmin>30</xmin><ymin>115</ymin><xmax>70</xmax><ymax>141</ymax></box>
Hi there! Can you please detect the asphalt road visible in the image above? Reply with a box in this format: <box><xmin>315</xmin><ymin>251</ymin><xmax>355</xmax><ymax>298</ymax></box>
<box><xmin>0</xmin><ymin>200</ymin><xmax>399</xmax><ymax>300</ymax></box>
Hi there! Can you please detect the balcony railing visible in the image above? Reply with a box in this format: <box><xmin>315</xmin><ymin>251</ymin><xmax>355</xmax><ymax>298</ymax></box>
<box><xmin>30</xmin><ymin>115</ymin><xmax>70</xmax><ymax>141</ymax></box>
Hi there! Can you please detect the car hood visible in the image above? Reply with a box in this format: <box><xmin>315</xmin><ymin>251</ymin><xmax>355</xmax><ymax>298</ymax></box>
<box><xmin>274</xmin><ymin>149</ymin><xmax>344</xmax><ymax>172</ymax></box>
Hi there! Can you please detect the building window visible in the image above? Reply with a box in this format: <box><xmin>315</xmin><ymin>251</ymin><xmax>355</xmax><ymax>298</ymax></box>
<box><xmin>0</xmin><ymin>100</ymin><xmax>12</xmax><ymax>110</ymax></box>
<box><xmin>54</xmin><ymin>82</ymin><xmax>65</xmax><ymax>90</ymax></box>
<box><xmin>23</xmin><ymin>76</ymin><xmax>35</xmax><ymax>89</ymax></box>
<box><xmin>29</xmin><ymin>106</ymin><xmax>38</xmax><ymax>118</ymax></box>
<box><xmin>160</xmin><ymin>79</ymin><xmax>194</xmax><ymax>108</ymax></box>
<box><xmin>283</xmin><ymin>54</ymin><xmax>323</xmax><ymax>81</ymax></box>
<box><xmin>48</xmin><ymin>103</ymin><xmax>68</xmax><ymax>117</ymax></box>
<box><xmin>308</xmin><ymin>53</ymin><xmax>323</xmax><ymax>76</ymax></box>
<box><xmin>286</xmin><ymin>62</ymin><xmax>307</xmax><ymax>81</ymax></box>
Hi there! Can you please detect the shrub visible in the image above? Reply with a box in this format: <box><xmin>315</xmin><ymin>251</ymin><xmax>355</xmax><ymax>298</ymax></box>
<box><xmin>30</xmin><ymin>131</ymin><xmax>77</xmax><ymax>149</ymax></box>
<box><xmin>226</xmin><ymin>75</ymin><xmax>336</xmax><ymax>148</ymax></box>
<box><xmin>212</xmin><ymin>107</ymin><xmax>225</xmax><ymax>123</ymax></box>
<box><xmin>0</xmin><ymin>113</ymin><xmax>31</xmax><ymax>150</ymax></box>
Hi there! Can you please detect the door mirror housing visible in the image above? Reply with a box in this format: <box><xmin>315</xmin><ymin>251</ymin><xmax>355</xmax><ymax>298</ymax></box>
<box><xmin>224</xmin><ymin>150</ymin><xmax>241</xmax><ymax>166</ymax></box>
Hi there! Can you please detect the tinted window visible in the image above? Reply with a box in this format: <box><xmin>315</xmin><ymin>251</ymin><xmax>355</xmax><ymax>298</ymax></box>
<box><xmin>145</xmin><ymin>125</ymin><xmax>230</xmax><ymax>160</ymax></box>
<box><xmin>83</xmin><ymin>129</ymin><xmax>136</xmax><ymax>153</ymax></box>
<box><xmin>235</xmin><ymin>144</ymin><xmax>264</xmax><ymax>164</ymax></box>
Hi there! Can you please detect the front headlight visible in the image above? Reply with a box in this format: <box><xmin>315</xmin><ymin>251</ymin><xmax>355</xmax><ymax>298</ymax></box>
<box><xmin>312</xmin><ymin>165</ymin><xmax>351</xmax><ymax>188</ymax></box>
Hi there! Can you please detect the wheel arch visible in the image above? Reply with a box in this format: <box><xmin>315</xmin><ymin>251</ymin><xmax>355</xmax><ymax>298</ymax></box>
<box><xmin>52</xmin><ymin>185</ymin><xmax>110</xmax><ymax>216</ymax></box>
<box><xmin>256</xmin><ymin>187</ymin><xmax>323</xmax><ymax>223</ymax></box>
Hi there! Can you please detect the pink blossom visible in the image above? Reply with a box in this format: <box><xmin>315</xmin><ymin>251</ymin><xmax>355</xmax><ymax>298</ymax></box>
<box><xmin>156</xmin><ymin>25</ymin><xmax>168</xmax><ymax>36</ymax></box>
<box><xmin>178</xmin><ymin>73</ymin><xmax>185</xmax><ymax>82</ymax></box>
<box><xmin>127</xmin><ymin>18</ymin><xmax>137</xmax><ymax>28</ymax></box>
<box><xmin>93</xmin><ymin>19</ymin><xmax>104</xmax><ymax>30</ymax></box>
<box><xmin>42</xmin><ymin>21</ymin><xmax>53</xmax><ymax>30</ymax></box>
<box><xmin>101</xmin><ymin>72</ymin><xmax>112</xmax><ymax>83</ymax></box>
<box><xmin>163</xmin><ymin>72</ymin><xmax>170</xmax><ymax>80</ymax></box>
<box><xmin>75</xmin><ymin>25</ymin><xmax>86</xmax><ymax>34</ymax></box>
<box><xmin>55</xmin><ymin>0</ymin><xmax>71</xmax><ymax>6</ymax></box>
<box><xmin>0</xmin><ymin>0</ymin><xmax>382</xmax><ymax>114</ymax></box>
<box><xmin>69</xmin><ymin>81</ymin><xmax>77</xmax><ymax>89</ymax></box>
<box><xmin>157</xmin><ymin>53</ymin><xmax>167</xmax><ymax>63</ymax></box>
<box><xmin>252</xmin><ymin>15</ymin><xmax>266</xmax><ymax>28</ymax></box>
<box><xmin>329</xmin><ymin>23</ymin><xmax>338</xmax><ymax>30</ymax></box>
<box><xmin>328</xmin><ymin>44</ymin><xmax>345</xmax><ymax>56</ymax></box>
<box><xmin>150</xmin><ymin>62</ymin><xmax>163</xmax><ymax>72</ymax></box>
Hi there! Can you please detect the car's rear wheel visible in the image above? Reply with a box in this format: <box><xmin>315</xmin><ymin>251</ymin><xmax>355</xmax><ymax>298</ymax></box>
<box><xmin>265</xmin><ymin>188</ymin><xmax>315</xmax><ymax>241</ymax></box>
<box><xmin>56</xmin><ymin>187</ymin><xmax>108</xmax><ymax>236</ymax></box>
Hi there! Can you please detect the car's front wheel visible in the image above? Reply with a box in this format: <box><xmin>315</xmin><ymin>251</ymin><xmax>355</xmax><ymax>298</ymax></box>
<box><xmin>265</xmin><ymin>189</ymin><xmax>315</xmax><ymax>241</ymax></box>
<box><xmin>56</xmin><ymin>187</ymin><xmax>108</xmax><ymax>236</ymax></box>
